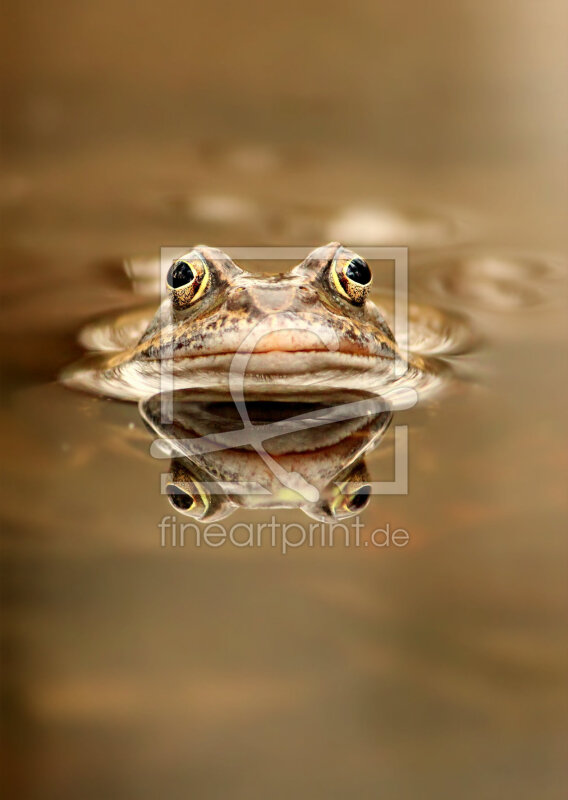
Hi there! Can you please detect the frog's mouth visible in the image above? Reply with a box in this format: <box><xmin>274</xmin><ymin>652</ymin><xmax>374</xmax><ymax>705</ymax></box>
<box><xmin>150</xmin><ymin>318</ymin><xmax>397</xmax><ymax>376</ymax></box>
<box><xmin>166</xmin><ymin>348</ymin><xmax>395</xmax><ymax>386</ymax></box>
<box><xmin>142</xmin><ymin>312</ymin><xmax>399</xmax><ymax>362</ymax></box>
<box><xmin>62</xmin><ymin>346</ymin><xmax>403</xmax><ymax>403</ymax></box>
<box><xmin>62</xmin><ymin>315</ymin><xmax>411</xmax><ymax>402</ymax></box>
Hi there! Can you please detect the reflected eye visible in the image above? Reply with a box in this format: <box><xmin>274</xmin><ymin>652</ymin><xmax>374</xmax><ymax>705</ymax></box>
<box><xmin>344</xmin><ymin>484</ymin><xmax>371</xmax><ymax>512</ymax></box>
<box><xmin>330</xmin><ymin>483</ymin><xmax>372</xmax><ymax>517</ymax></box>
<box><xmin>166</xmin><ymin>481</ymin><xmax>210</xmax><ymax>517</ymax></box>
<box><xmin>166</xmin><ymin>485</ymin><xmax>195</xmax><ymax>511</ymax></box>
<box><xmin>330</xmin><ymin>250</ymin><xmax>372</xmax><ymax>305</ymax></box>
<box><xmin>166</xmin><ymin>251</ymin><xmax>210</xmax><ymax>309</ymax></box>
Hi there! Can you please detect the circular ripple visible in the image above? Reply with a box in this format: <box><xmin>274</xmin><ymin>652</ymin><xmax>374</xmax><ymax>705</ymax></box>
<box><xmin>375</xmin><ymin>295</ymin><xmax>476</xmax><ymax>356</ymax></box>
<box><xmin>414</xmin><ymin>251</ymin><xmax>564</xmax><ymax>311</ymax></box>
<box><xmin>78</xmin><ymin>305</ymin><xmax>155</xmax><ymax>352</ymax></box>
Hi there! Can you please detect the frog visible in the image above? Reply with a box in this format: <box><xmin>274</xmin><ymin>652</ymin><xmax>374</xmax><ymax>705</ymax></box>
<box><xmin>62</xmin><ymin>242</ymin><xmax>430</xmax><ymax>402</ymax></box>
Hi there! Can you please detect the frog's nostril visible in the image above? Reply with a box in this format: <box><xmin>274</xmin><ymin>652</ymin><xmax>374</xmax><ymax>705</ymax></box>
<box><xmin>226</xmin><ymin>287</ymin><xmax>252</xmax><ymax>311</ymax></box>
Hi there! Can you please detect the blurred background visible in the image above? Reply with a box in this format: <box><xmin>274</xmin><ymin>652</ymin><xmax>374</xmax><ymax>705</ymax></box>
<box><xmin>1</xmin><ymin>1</ymin><xmax>567</xmax><ymax>799</ymax></box>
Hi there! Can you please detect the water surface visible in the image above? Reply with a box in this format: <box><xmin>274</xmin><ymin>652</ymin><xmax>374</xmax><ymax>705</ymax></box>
<box><xmin>2</xmin><ymin>3</ymin><xmax>567</xmax><ymax>797</ymax></box>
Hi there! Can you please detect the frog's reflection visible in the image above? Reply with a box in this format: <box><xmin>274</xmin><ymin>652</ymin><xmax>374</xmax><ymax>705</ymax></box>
<box><xmin>140</xmin><ymin>390</ymin><xmax>394</xmax><ymax>522</ymax></box>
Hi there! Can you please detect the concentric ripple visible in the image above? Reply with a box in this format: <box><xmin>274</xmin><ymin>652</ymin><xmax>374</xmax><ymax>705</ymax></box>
<box><xmin>375</xmin><ymin>294</ymin><xmax>476</xmax><ymax>356</ymax></box>
<box><xmin>413</xmin><ymin>250</ymin><xmax>564</xmax><ymax>311</ymax></box>
<box><xmin>78</xmin><ymin>304</ymin><xmax>156</xmax><ymax>351</ymax></box>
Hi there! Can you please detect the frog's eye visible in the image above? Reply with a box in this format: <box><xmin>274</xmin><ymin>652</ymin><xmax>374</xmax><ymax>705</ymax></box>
<box><xmin>330</xmin><ymin>251</ymin><xmax>372</xmax><ymax>305</ymax></box>
<box><xmin>166</xmin><ymin>251</ymin><xmax>210</xmax><ymax>309</ymax></box>
<box><xmin>165</xmin><ymin>480</ymin><xmax>210</xmax><ymax>518</ymax></box>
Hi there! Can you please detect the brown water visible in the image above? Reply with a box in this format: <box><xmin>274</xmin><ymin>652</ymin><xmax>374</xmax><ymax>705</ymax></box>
<box><xmin>2</xmin><ymin>2</ymin><xmax>568</xmax><ymax>798</ymax></box>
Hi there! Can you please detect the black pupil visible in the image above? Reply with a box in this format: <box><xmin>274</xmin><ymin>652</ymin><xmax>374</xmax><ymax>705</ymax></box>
<box><xmin>168</xmin><ymin>261</ymin><xmax>195</xmax><ymax>288</ymax></box>
<box><xmin>166</xmin><ymin>486</ymin><xmax>195</xmax><ymax>510</ymax></box>
<box><xmin>347</xmin><ymin>485</ymin><xmax>371</xmax><ymax>511</ymax></box>
<box><xmin>345</xmin><ymin>257</ymin><xmax>371</xmax><ymax>285</ymax></box>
